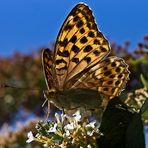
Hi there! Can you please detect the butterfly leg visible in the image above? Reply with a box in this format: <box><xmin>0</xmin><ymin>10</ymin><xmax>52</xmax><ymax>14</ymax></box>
<box><xmin>62</xmin><ymin>107</ymin><xmax>66</xmax><ymax>115</ymax></box>
<box><xmin>45</xmin><ymin>101</ymin><xmax>51</xmax><ymax>121</ymax></box>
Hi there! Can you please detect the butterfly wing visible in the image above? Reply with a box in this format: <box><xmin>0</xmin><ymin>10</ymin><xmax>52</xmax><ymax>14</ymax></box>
<box><xmin>42</xmin><ymin>49</ymin><xmax>56</xmax><ymax>90</ymax></box>
<box><xmin>70</xmin><ymin>56</ymin><xmax>130</xmax><ymax>98</ymax></box>
<box><xmin>42</xmin><ymin>3</ymin><xmax>130</xmax><ymax>111</ymax></box>
<box><xmin>54</xmin><ymin>3</ymin><xmax>110</xmax><ymax>89</ymax></box>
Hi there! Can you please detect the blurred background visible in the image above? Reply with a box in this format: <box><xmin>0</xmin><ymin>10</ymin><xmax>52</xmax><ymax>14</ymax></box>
<box><xmin>0</xmin><ymin>0</ymin><xmax>148</xmax><ymax>147</ymax></box>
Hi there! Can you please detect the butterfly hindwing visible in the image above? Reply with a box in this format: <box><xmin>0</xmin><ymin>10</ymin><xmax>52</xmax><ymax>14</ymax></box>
<box><xmin>95</xmin><ymin>57</ymin><xmax>129</xmax><ymax>97</ymax></box>
<box><xmin>54</xmin><ymin>3</ymin><xmax>110</xmax><ymax>89</ymax></box>
<box><xmin>70</xmin><ymin>56</ymin><xmax>130</xmax><ymax>98</ymax></box>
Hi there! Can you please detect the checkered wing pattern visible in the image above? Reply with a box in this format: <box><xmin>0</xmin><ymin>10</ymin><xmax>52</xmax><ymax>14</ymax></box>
<box><xmin>54</xmin><ymin>3</ymin><xmax>110</xmax><ymax>89</ymax></box>
<box><xmin>42</xmin><ymin>49</ymin><xmax>56</xmax><ymax>90</ymax></box>
<box><xmin>42</xmin><ymin>3</ymin><xmax>130</xmax><ymax>108</ymax></box>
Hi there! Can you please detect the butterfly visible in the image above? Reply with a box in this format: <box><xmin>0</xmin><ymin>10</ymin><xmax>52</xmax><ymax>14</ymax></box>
<box><xmin>42</xmin><ymin>3</ymin><xmax>130</xmax><ymax>111</ymax></box>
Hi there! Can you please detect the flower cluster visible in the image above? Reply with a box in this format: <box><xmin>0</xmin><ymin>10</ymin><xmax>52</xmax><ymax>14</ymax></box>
<box><xmin>27</xmin><ymin>111</ymin><xmax>101</xmax><ymax>147</ymax></box>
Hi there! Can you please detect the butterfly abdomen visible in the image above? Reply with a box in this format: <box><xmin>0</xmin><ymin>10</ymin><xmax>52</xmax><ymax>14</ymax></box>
<box><xmin>45</xmin><ymin>88</ymin><xmax>104</xmax><ymax>110</ymax></box>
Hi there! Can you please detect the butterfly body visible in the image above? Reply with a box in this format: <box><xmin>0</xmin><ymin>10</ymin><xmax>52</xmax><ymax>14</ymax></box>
<box><xmin>44</xmin><ymin>88</ymin><xmax>103</xmax><ymax>110</ymax></box>
<box><xmin>42</xmin><ymin>3</ymin><xmax>130</xmax><ymax>112</ymax></box>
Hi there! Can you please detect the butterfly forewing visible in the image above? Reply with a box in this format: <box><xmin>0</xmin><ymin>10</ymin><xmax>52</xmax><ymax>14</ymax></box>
<box><xmin>42</xmin><ymin>49</ymin><xmax>56</xmax><ymax>90</ymax></box>
<box><xmin>54</xmin><ymin>3</ymin><xmax>110</xmax><ymax>89</ymax></box>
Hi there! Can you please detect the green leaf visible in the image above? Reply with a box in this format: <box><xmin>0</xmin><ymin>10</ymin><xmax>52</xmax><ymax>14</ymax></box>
<box><xmin>140</xmin><ymin>74</ymin><xmax>148</xmax><ymax>88</ymax></box>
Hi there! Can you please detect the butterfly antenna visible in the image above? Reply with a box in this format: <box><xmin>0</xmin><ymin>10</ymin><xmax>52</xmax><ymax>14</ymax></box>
<box><xmin>0</xmin><ymin>83</ymin><xmax>13</xmax><ymax>88</ymax></box>
<box><xmin>0</xmin><ymin>83</ymin><xmax>40</xmax><ymax>91</ymax></box>
<box><xmin>42</xmin><ymin>99</ymin><xmax>48</xmax><ymax>107</ymax></box>
<box><xmin>41</xmin><ymin>93</ymin><xmax>51</xmax><ymax>120</ymax></box>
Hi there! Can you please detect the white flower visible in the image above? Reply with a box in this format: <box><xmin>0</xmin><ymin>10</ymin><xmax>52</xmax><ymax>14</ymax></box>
<box><xmin>73</xmin><ymin>111</ymin><xmax>81</xmax><ymax>122</ymax></box>
<box><xmin>48</xmin><ymin>123</ymin><xmax>57</xmax><ymax>133</ymax></box>
<box><xmin>64</xmin><ymin>123</ymin><xmax>75</xmax><ymax>130</ymax></box>
<box><xmin>87</xmin><ymin>145</ymin><xmax>92</xmax><ymax>148</ymax></box>
<box><xmin>86</xmin><ymin>121</ymin><xmax>96</xmax><ymax>128</ymax></box>
<box><xmin>55</xmin><ymin>113</ymin><xmax>60</xmax><ymax>123</ymax></box>
<box><xmin>65</xmin><ymin>130</ymin><xmax>70</xmax><ymax>137</ymax></box>
<box><xmin>87</xmin><ymin>130</ymin><xmax>94</xmax><ymax>136</ymax></box>
<box><xmin>26</xmin><ymin>131</ymin><xmax>34</xmax><ymax>143</ymax></box>
<box><xmin>100</xmin><ymin>132</ymin><xmax>104</xmax><ymax>136</ymax></box>
<box><xmin>96</xmin><ymin>128</ymin><xmax>100</xmax><ymax>133</ymax></box>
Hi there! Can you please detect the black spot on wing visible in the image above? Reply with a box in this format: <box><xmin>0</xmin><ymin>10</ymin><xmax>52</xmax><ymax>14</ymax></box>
<box><xmin>100</xmin><ymin>47</ymin><xmax>107</xmax><ymax>52</ymax></box>
<box><xmin>87</xmin><ymin>22</ymin><xmax>91</xmax><ymax>29</ymax></box>
<box><xmin>109</xmin><ymin>74</ymin><xmax>115</xmax><ymax>78</ymax></box>
<box><xmin>118</xmin><ymin>74</ymin><xmax>123</xmax><ymax>78</ymax></box>
<box><xmin>116</xmin><ymin>67</ymin><xmax>121</xmax><ymax>72</ymax></box>
<box><xmin>80</xmin><ymin>36</ymin><xmax>88</xmax><ymax>44</ymax></box>
<box><xmin>64</xmin><ymin>24</ymin><xmax>74</xmax><ymax>31</ymax></box>
<box><xmin>115</xmin><ymin>80</ymin><xmax>120</xmax><ymax>86</ymax></box>
<box><xmin>83</xmin><ymin>45</ymin><xmax>92</xmax><ymax>52</ymax></box>
<box><xmin>71</xmin><ymin>45</ymin><xmax>80</xmax><ymax>53</ymax></box>
<box><xmin>57</xmin><ymin>50</ymin><xmax>70</xmax><ymax>57</ymax></box>
<box><xmin>55</xmin><ymin>59</ymin><xmax>67</xmax><ymax>65</ymax></box>
<box><xmin>111</xmin><ymin>62</ymin><xmax>116</xmax><ymax>67</ymax></box>
<box><xmin>73</xmin><ymin>15</ymin><xmax>80</xmax><ymax>22</ymax></box>
<box><xmin>76</xmin><ymin>20</ymin><xmax>84</xmax><ymax>28</ymax></box>
<box><xmin>104</xmin><ymin>71</ymin><xmax>111</xmax><ymax>76</ymax></box>
<box><xmin>94</xmin><ymin>39</ymin><xmax>100</xmax><ymax>45</ymax></box>
<box><xmin>71</xmin><ymin>58</ymin><xmax>79</xmax><ymax>64</ymax></box>
<box><xmin>84</xmin><ymin>57</ymin><xmax>91</xmax><ymax>63</ymax></box>
<box><xmin>59</xmin><ymin>38</ymin><xmax>68</xmax><ymax>47</ymax></box>
<box><xmin>108</xmin><ymin>81</ymin><xmax>113</xmax><ymax>85</ymax></box>
<box><xmin>80</xmin><ymin>28</ymin><xmax>85</xmax><ymax>34</ymax></box>
<box><xmin>93</xmin><ymin>50</ymin><xmax>100</xmax><ymax>56</ymax></box>
<box><xmin>103</xmin><ymin>67</ymin><xmax>108</xmax><ymax>70</ymax></box>
<box><xmin>104</xmin><ymin>88</ymin><xmax>109</xmax><ymax>91</ymax></box>
<box><xmin>88</xmin><ymin>31</ymin><xmax>95</xmax><ymax>38</ymax></box>
<box><xmin>70</xmin><ymin>35</ymin><xmax>77</xmax><ymax>43</ymax></box>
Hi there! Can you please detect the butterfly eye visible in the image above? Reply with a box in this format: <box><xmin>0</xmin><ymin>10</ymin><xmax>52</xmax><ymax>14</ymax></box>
<box><xmin>43</xmin><ymin>90</ymin><xmax>56</xmax><ymax>98</ymax></box>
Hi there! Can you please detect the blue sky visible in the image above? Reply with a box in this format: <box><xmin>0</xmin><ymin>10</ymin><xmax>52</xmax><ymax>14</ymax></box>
<box><xmin>0</xmin><ymin>0</ymin><xmax>148</xmax><ymax>56</ymax></box>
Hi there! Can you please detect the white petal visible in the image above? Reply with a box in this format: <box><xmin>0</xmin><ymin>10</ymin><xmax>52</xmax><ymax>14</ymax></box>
<box><xmin>87</xmin><ymin>131</ymin><xmax>94</xmax><ymax>136</ymax></box>
<box><xmin>65</xmin><ymin>130</ymin><xmax>70</xmax><ymax>137</ymax></box>
<box><xmin>26</xmin><ymin>131</ymin><xmax>34</xmax><ymax>143</ymax></box>
<box><xmin>55</xmin><ymin>113</ymin><xmax>60</xmax><ymax>123</ymax></box>
<box><xmin>89</xmin><ymin>121</ymin><xmax>96</xmax><ymax>128</ymax></box>
<box><xmin>73</xmin><ymin>111</ymin><xmax>81</xmax><ymax>122</ymax></box>
<box><xmin>86</xmin><ymin>121</ymin><xmax>96</xmax><ymax>128</ymax></box>
<box><xmin>64</xmin><ymin>123</ymin><xmax>75</xmax><ymax>130</ymax></box>
<box><xmin>48</xmin><ymin>123</ymin><xmax>57</xmax><ymax>133</ymax></box>
<box><xmin>87</xmin><ymin>145</ymin><xmax>92</xmax><ymax>148</ymax></box>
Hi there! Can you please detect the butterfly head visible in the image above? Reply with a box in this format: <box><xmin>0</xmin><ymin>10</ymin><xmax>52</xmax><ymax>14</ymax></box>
<box><xmin>43</xmin><ymin>89</ymin><xmax>56</xmax><ymax>102</ymax></box>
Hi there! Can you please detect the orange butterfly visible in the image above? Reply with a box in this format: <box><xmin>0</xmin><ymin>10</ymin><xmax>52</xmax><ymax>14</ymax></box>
<box><xmin>42</xmin><ymin>3</ymin><xmax>130</xmax><ymax>111</ymax></box>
